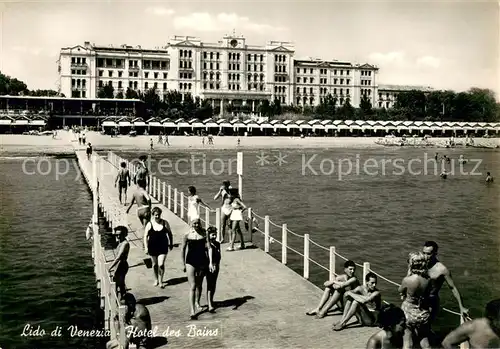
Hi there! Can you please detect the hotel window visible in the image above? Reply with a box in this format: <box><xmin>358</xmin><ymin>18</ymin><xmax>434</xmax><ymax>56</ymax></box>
<box><xmin>133</xmin><ymin>81</ymin><xmax>138</xmax><ymax>89</ymax></box>
<box><xmin>310</xmin><ymin>87</ymin><xmax>313</xmax><ymax>93</ymax></box>
<box><xmin>204</xmin><ymin>83</ymin><xmax>207</xmax><ymax>89</ymax></box>
<box><xmin>334</xmin><ymin>70</ymin><xmax>337</xmax><ymax>75</ymax></box>
<box><xmin>145</xmin><ymin>72</ymin><xmax>149</xmax><ymax>79</ymax></box>
<box><xmin>303</xmin><ymin>68</ymin><xmax>306</xmax><ymax>73</ymax></box>
<box><xmin>108</xmin><ymin>71</ymin><xmax>113</xmax><ymax>77</ymax></box>
<box><xmin>346</xmin><ymin>70</ymin><xmax>350</xmax><ymax>75</ymax></box>
<box><xmin>216</xmin><ymin>52</ymin><xmax>220</xmax><ymax>59</ymax></box>
<box><xmin>216</xmin><ymin>63</ymin><xmax>219</xmax><ymax>69</ymax></box>
<box><xmin>82</xmin><ymin>70</ymin><xmax>87</xmax><ymax>75</ymax></box>
<box><xmin>340</xmin><ymin>70</ymin><xmax>343</xmax><ymax>75</ymax></box>
<box><xmin>346</xmin><ymin>79</ymin><xmax>350</xmax><ymax>84</ymax></box>
<box><xmin>216</xmin><ymin>84</ymin><xmax>220</xmax><ymax>89</ymax></box>
<box><xmin>98</xmin><ymin>81</ymin><xmax>103</xmax><ymax>87</ymax></box>
<box><xmin>346</xmin><ymin>89</ymin><xmax>350</xmax><ymax>95</ymax></box>
<box><xmin>204</xmin><ymin>52</ymin><xmax>207</xmax><ymax>59</ymax></box>
<box><xmin>153</xmin><ymin>82</ymin><xmax>157</xmax><ymax>89</ymax></box>
<box><xmin>340</xmin><ymin>79</ymin><xmax>344</xmax><ymax>84</ymax></box>
<box><xmin>303</xmin><ymin>87</ymin><xmax>306</xmax><ymax>93</ymax></box>
<box><xmin>118</xmin><ymin>71</ymin><xmax>122</xmax><ymax>78</ymax></box>
<box><xmin>163</xmin><ymin>73</ymin><xmax>167</xmax><ymax>79</ymax></box>
<box><xmin>108</xmin><ymin>81</ymin><xmax>113</xmax><ymax>87</ymax></box>
<box><xmin>154</xmin><ymin>72</ymin><xmax>158</xmax><ymax>79</ymax></box>
<box><xmin>129</xmin><ymin>81</ymin><xmax>133</xmax><ymax>88</ymax></box>
<box><xmin>118</xmin><ymin>81</ymin><xmax>122</xmax><ymax>88</ymax></box>
<box><xmin>203</xmin><ymin>62</ymin><xmax>207</xmax><ymax>69</ymax></box>
<box><xmin>210</xmin><ymin>63</ymin><xmax>213</xmax><ymax>69</ymax></box>
<box><xmin>334</xmin><ymin>78</ymin><xmax>338</xmax><ymax>84</ymax></box>
<box><xmin>145</xmin><ymin>82</ymin><xmax>148</xmax><ymax>89</ymax></box>
<box><xmin>310</xmin><ymin>77</ymin><xmax>314</xmax><ymax>83</ymax></box>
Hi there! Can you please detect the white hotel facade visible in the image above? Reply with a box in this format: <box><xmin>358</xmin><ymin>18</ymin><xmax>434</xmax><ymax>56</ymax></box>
<box><xmin>59</xmin><ymin>34</ymin><xmax>381</xmax><ymax>114</ymax></box>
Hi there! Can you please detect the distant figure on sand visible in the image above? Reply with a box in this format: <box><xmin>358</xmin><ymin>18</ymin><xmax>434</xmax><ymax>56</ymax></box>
<box><xmin>422</xmin><ymin>241</ymin><xmax>469</xmax><ymax>323</ymax></box>
<box><xmin>150</xmin><ymin>138</ymin><xmax>153</xmax><ymax>151</ymax></box>
<box><xmin>206</xmin><ymin>226</ymin><xmax>221</xmax><ymax>313</ymax></box>
<box><xmin>143</xmin><ymin>207</ymin><xmax>173</xmax><ymax>288</ymax></box>
<box><xmin>366</xmin><ymin>305</ymin><xmax>406</xmax><ymax>349</ymax></box>
<box><xmin>108</xmin><ymin>226</ymin><xmax>130</xmax><ymax>300</ymax></box>
<box><xmin>486</xmin><ymin>172</ymin><xmax>494</xmax><ymax>183</ymax></box>
<box><xmin>86</xmin><ymin>143</ymin><xmax>92</xmax><ymax>160</ymax></box>
<box><xmin>213</xmin><ymin>180</ymin><xmax>233</xmax><ymax>242</ymax></box>
<box><xmin>227</xmin><ymin>190</ymin><xmax>247</xmax><ymax>251</ymax></box>
<box><xmin>333</xmin><ymin>272</ymin><xmax>382</xmax><ymax>331</ymax></box>
<box><xmin>126</xmin><ymin>181</ymin><xmax>152</xmax><ymax>227</ymax></box>
<box><xmin>442</xmin><ymin>298</ymin><xmax>500</xmax><ymax>349</ymax></box>
<box><xmin>307</xmin><ymin>260</ymin><xmax>359</xmax><ymax>318</ymax></box>
<box><xmin>181</xmin><ymin>219</ymin><xmax>215</xmax><ymax>320</ymax></box>
<box><xmin>164</xmin><ymin>135</ymin><xmax>169</xmax><ymax>146</ymax></box>
<box><xmin>459</xmin><ymin>155</ymin><xmax>467</xmax><ymax>164</ymax></box>
<box><xmin>399</xmin><ymin>252</ymin><xmax>432</xmax><ymax>349</ymax></box>
<box><xmin>187</xmin><ymin>186</ymin><xmax>210</xmax><ymax>224</ymax></box>
<box><xmin>237</xmin><ymin>137</ymin><xmax>241</xmax><ymax>146</ymax></box>
<box><xmin>158</xmin><ymin>134</ymin><xmax>163</xmax><ymax>144</ymax></box>
<box><xmin>208</xmin><ymin>134</ymin><xmax>214</xmax><ymax>145</ymax></box>
<box><xmin>115</xmin><ymin>162</ymin><xmax>131</xmax><ymax>205</ymax></box>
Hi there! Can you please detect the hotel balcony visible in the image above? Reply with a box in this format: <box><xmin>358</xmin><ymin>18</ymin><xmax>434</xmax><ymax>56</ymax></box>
<box><xmin>128</xmin><ymin>66</ymin><xmax>140</xmax><ymax>71</ymax></box>
<box><xmin>71</xmin><ymin>62</ymin><xmax>88</xmax><ymax>68</ymax></box>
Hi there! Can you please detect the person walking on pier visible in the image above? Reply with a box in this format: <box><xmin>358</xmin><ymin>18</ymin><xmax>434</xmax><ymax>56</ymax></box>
<box><xmin>213</xmin><ymin>180</ymin><xmax>232</xmax><ymax>242</ymax></box>
<box><xmin>366</xmin><ymin>305</ymin><xmax>406</xmax><ymax>349</ymax></box>
<box><xmin>398</xmin><ymin>252</ymin><xmax>433</xmax><ymax>349</ymax></box>
<box><xmin>86</xmin><ymin>143</ymin><xmax>93</xmax><ymax>161</ymax></box>
<box><xmin>181</xmin><ymin>219</ymin><xmax>215</xmax><ymax>320</ymax></box>
<box><xmin>108</xmin><ymin>226</ymin><xmax>130</xmax><ymax>300</ymax></box>
<box><xmin>143</xmin><ymin>207</ymin><xmax>173</xmax><ymax>288</ymax></box>
<box><xmin>306</xmin><ymin>260</ymin><xmax>359</xmax><ymax>318</ymax></box>
<box><xmin>126</xmin><ymin>180</ymin><xmax>151</xmax><ymax>227</ymax></box>
<box><xmin>187</xmin><ymin>186</ymin><xmax>211</xmax><ymax>224</ymax></box>
<box><xmin>206</xmin><ymin>226</ymin><xmax>221</xmax><ymax>313</ymax></box>
<box><xmin>421</xmin><ymin>241</ymin><xmax>469</xmax><ymax>324</ymax></box>
<box><xmin>134</xmin><ymin>155</ymin><xmax>149</xmax><ymax>189</ymax></box>
<box><xmin>442</xmin><ymin>298</ymin><xmax>500</xmax><ymax>349</ymax></box>
<box><xmin>115</xmin><ymin>161</ymin><xmax>131</xmax><ymax>205</ymax></box>
<box><xmin>227</xmin><ymin>190</ymin><xmax>247</xmax><ymax>251</ymax></box>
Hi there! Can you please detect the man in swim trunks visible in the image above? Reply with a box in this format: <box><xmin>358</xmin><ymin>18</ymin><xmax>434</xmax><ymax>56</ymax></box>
<box><xmin>442</xmin><ymin>298</ymin><xmax>500</xmax><ymax>349</ymax></box>
<box><xmin>422</xmin><ymin>241</ymin><xmax>469</xmax><ymax>324</ymax></box>
<box><xmin>126</xmin><ymin>180</ymin><xmax>151</xmax><ymax>227</ymax></box>
<box><xmin>134</xmin><ymin>155</ymin><xmax>149</xmax><ymax>189</ymax></box>
<box><xmin>86</xmin><ymin>143</ymin><xmax>92</xmax><ymax>160</ymax></box>
<box><xmin>333</xmin><ymin>272</ymin><xmax>382</xmax><ymax>331</ymax></box>
<box><xmin>115</xmin><ymin>161</ymin><xmax>131</xmax><ymax>205</ymax></box>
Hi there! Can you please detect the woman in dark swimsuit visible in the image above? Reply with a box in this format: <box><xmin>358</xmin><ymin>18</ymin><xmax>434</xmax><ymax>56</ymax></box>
<box><xmin>181</xmin><ymin>219</ymin><xmax>215</xmax><ymax>319</ymax></box>
<box><xmin>206</xmin><ymin>226</ymin><xmax>221</xmax><ymax>313</ymax></box>
<box><xmin>144</xmin><ymin>207</ymin><xmax>173</xmax><ymax>287</ymax></box>
<box><xmin>108</xmin><ymin>226</ymin><xmax>130</xmax><ymax>300</ymax></box>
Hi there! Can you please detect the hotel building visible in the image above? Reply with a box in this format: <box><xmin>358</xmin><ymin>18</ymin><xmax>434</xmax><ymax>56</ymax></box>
<box><xmin>378</xmin><ymin>84</ymin><xmax>434</xmax><ymax>109</ymax></box>
<box><xmin>58</xmin><ymin>34</ymin><xmax>379</xmax><ymax>114</ymax></box>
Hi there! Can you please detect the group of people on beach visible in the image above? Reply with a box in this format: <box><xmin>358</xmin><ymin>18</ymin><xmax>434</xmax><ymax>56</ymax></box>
<box><xmin>306</xmin><ymin>241</ymin><xmax>500</xmax><ymax>348</ymax></box>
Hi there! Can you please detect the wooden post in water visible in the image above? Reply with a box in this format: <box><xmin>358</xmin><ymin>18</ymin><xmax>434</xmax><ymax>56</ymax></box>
<box><xmin>247</xmin><ymin>208</ymin><xmax>253</xmax><ymax>244</ymax></box>
<box><xmin>215</xmin><ymin>208</ymin><xmax>221</xmax><ymax>241</ymax></box>
<box><xmin>264</xmin><ymin>215</ymin><xmax>270</xmax><ymax>253</ymax></box>
<box><xmin>162</xmin><ymin>182</ymin><xmax>166</xmax><ymax>206</ymax></box>
<box><xmin>173</xmin><ymin>188</ymin><xmax>178</xmax><ymax>214</ymax></box>
<box><xmin>180</xmin><ymin>193</ymin><xmax>184</xmax><ymax>220</ymax></box>
<box><xmin>363</xmin><ymin>262</ymin><xmax>371</xmax><ymax>286</ymax></box>
<box><xmin>282</xmin><ymin>223</ymin><xmax>287</xmax><ymax>265</ymax></box>
<box><xmin>167</xmin><ymin>185</ymin><xmax>172</xmax><ymax>210</ymax></box>
<box><xmin>304</xmin><ymin>234</ymin><xmax>310</xmax><ymax>279</ymax></box>
<box><xmin>329</xmin><ymin>246</ymin><xmax>336</xmax><ymax>282</ymax></box>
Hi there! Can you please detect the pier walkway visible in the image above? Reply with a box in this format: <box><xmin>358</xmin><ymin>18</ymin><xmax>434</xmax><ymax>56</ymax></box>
<box><xmin>73</xmin><ymin>148</ymin><xmax>377</xmax><ymax>348</ymax></box>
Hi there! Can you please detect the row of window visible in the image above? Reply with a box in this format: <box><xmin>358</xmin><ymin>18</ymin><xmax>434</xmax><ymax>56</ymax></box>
<box><xmin>71</xmin><ymin>57</ymin><xmax>87</xmax><ymax>65</ymax></box>
<box><xmin>248</xmin><ymin>84</ymin><xmax>265</xmax><ymax>91</ymax></box>
<box><xmin>228</xmin><ymin>84</ymin><xmax>240</xmax><ymax>91</ymax></box>
<box><xmin>361</xmin><ymin>88</ymin><xmax>372</xmax><ymax>96</ymax></box>
<box><xmin>98</xmin><ymin>70</ymin><xmax>168</xmax><ymax>79</ymax></box>
<box><xmin>296</xmin><ymin>97</ymin><xmax>315</xmax><ymax>105</ymax></box>
<box><xmin>179</xmin><ymin>61</ymin><xmax>193</xmax><ymax>69</ymax></box>
<box><xmin>248</xmin><ymin>64</ymin><xmax>265</xmax><ymax>72</ymax></box>
<box><xmin>361</xmin><ymin>71</ymin><xmax>372</xmax><ymax>76</ymax></box>
<box><xmin>297</xmin><ymin>68</ymin><xmax>351</xmax><ymax>76</ymax></box>
<box><xmin>179</xmin><ymin>72</ymin><xmax>193</xmax><ymax>79</ymax></box>
<box><xmin>296</xmin><ymin>87</ymin><xmax>351</xmax><ymax>95</ymax></box>
<box><xmin>228</xmin><ymin>52</ymin><xmax>241</xmax><ymax>61</ymax></box>
<box><xmin>297</xmin><ymin>76</ymin><xmax>352</xmax><ymax>85</ymax></box>
<box><xmin>71</xmin><ymin>69</ymin><xmax>87</xmax><ymax>75</ymax></box>
<box><xmin>179</xmin><ymin>50</ymin><xmax>193</xmax><ymax>58</ymax></box>
<box><xmin>274</xmin><ymin>86</ymin><xmax>287</xmax><ymax>94</ymax></box>
<box><xmin>275</xmin><ymin>54</ymin><xmax>287</xmax><ymax>62</ymax></box>
<box><xmin>228</xmin><ymin>63</ymin><xmax>241</xmax><ymax>71</ymax></box>
<box><xmin>275</xmin><ymin>65</ymin><xmax>287</xmax><ymax>73</ymax></box>
<box><xmin>179</xmin><ymin>83</ymin><xmax>193</xmax><ymax>90</ymax></box>
<box><xmin>378</xmin><ymin>102</ymin><xmax>391</xmax><ymax>108</ymax></box>
<box><xmin>203</xmin><ymin>72</ymin><xmax>221</xmax><ymax>81</ymax></box>
<box><xmin>248</xmin><ymin>53</ymin><xmax>265</xmax><ymax>62</ymax></box>
<box><xmin>203</xmin><ymin>52</ymin><xmax>221</xmax><ymax>60</ymax></box>
<box><xmin>274</xmin><ymin>76</ymin><xmax>286</xmax><ymax>82</ymax></box>
<box><xmin>71</xmin><ymin>79</ymin><xmax>87</xmax><ymax>87</ymax></box>
<box><xmin>72</xmin><ymin>91</ymin><xmax>86</xmax><ymax>98</ymax></box>
<box><xmin>360</xmin><ymin>80</ymin><xmax>372</xmax><ymax>86</ymax></box>
<box><xmin>203</xmin><ymin>62</ymin><xmax>220</xmax><ymax>70</ymax></box>
<box><xmin>378</xmin><ymin>93</ymin><xmax>395</xmax><ymax>100</ymax></box>
<box><xmin>203</xmin><ymin>82</ymin><xmax>220</xmax><ymax>90</ymax></box>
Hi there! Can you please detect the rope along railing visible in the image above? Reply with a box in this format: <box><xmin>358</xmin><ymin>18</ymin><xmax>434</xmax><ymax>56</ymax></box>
<box><xmin>104</xmin><ymin>151</ymin><xmax>465</xmax><ymax>347</ymax></box>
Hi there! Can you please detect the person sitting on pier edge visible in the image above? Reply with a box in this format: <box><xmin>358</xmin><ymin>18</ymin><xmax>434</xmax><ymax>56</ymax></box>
<box><xmin>306</xmin><ymin>260</ymin><xmax>359</xmax><ymax>318</ymax></box>
<box><xmin>206</xmin><ymin>226</ymin><xmax>221</xmax><ymax>313</ymax></box>
<box><xmin>126</xmin><ymin>179</ymin><xmax>151</xmax><ymax>227</ymax></box>
<box><xmin>399</xmin><ymin>251</ymin><xmax>432</xmax><ymax>349</ymax></box>
<box><xmin>181</xmin><ymin>219</ymin><xmax>215</xmax><ymax>320</ymax></box>
<box><xmin>333</xmin><ymin>272</ymin><xmax>382</xmax><ymax>331</ymax></box>
<box><xmin>134</xmin><ymin>155</ymin><xmax>149</xmax><ymax>189</ymax></box>
<box><xmin>123</xmin><ymin>293</ymin><xmax>152</xmax><ymax>349</ymax></box>
<box><xmin>442</xmin><ymin>298</ymin><xmax>500</xmax><ymax>349</ymax></box>
<box><xmin>143</xmin><ymin>207</ymin><xmax>173</xmax><ymax>288</ymax></box>
<box><xmin>108</xmin><ymin>226</ymin><xmax>130</xmax><ymax>300</ymax></box>
<box><xmin>187</xmin><ymin>186</ymin><xmax>211</xmax><ymax>225</ymax></box>
<box><xmin>115</xmin><ymin>161</ymin><xmax>131</xmax><ymax>205</ymax></box>
<box><xmin>366</xmin><ymin>304</ymin><xmax>406</xmax><ymax>349</ymax></box>
<box><xmin>227</xmin><ymin>189</ymin><xmax>247</xmax><ymax>251</ymax></box>
<box><xmin>213</xmin><ymin>180</ymin><xmax>233</xmax><ymax>243</ymax></box>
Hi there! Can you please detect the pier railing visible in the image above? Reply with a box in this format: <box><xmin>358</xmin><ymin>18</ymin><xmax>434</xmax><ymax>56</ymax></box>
<box><xmin>105</xmin><ymin>151</ymin><xmax>466</xmax><ymax>347</ymax></box>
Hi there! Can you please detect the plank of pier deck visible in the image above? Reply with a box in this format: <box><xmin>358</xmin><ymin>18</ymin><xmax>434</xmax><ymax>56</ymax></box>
<box><xmin>74</xmin><ymin>149</ymin><xmax>376</xmax><ymax>349</ymax></box>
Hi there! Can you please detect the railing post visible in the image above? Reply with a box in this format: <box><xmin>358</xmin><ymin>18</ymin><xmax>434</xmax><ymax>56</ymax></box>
<box><xmin>148</xmin><ymin>175</ymin><xmax>153</xmax><ymax>194</ymax></box>
<box><xmin>205</xmin><ymin>207</ymin><xmax>210</xmax><ymax>229</ymax></box>
<box><xmin>118</xmin><ymin>305</ymin><xmax>127</xmax><ymax>347</ymax></box>
<box><xmin>247</xmin><ymin>208</ymin><xmax>253</xmax><ymax>244</ymax></box>
<box><xmin>173</xmin><ymin>188</ymin><xmax>178</xmax><ymax>214</ymax></box>
<box><xmin>157</xmin><ymin>178</ymin><xmax>161</xmax><ymax>200</ymax></box>
<box><xmin>363</xmin><ymin>262</ymin><xmax>371</xmax><ymax>286</ymax></box>
<box><xmin>264</xmin><ymin>215</ymin><xmax>270</xmax><ymax>253</ymax></box>
<box><xmin>162</xmin><ymin>182</ymin><xmax>166</xmax><ymax>206</ymax></box>
<box><xmin>304</xmin><ymin>234</ymin><xmax>310</xmax><ymax>279</ymax></box>
<box><xmin>152</xmin><ymin>176</ymin><xmax>156</xmax><ymax>198</ymax></box>
<box><xmin>282</xmin><ymin>223</ymin><xmax>287</xmax><ymax>265</ymax></box>
<box><xmin>167</xmin><ymin>185</ymin><xmax>172</xmax><ymax>210</ymax></box>
<box><xmin>329</xmin><ymin>246</ymin><xmax>336</xmax><ymax>282</ymax></box>
<box><xmin>215</xmin><ymin>208</ymin><xmax>221</xmax><ymax>241</ymax></box>
<box><xmin>180</xmin><ymin>193</ymin><xmax>184</xmax><ymax>220</ymax></box>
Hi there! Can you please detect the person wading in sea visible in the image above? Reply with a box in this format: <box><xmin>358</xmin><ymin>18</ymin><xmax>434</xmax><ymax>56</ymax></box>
<box><xmin>422</xmin><ymin>241</ymin><xmax>469</xmax><ymax>324</ymax></box>
<box><xmin>126</xmin><ymin>180</ymin><xmax>152</xmax><ymax>227</ymax></box>
<box><xmin>115</xmin><ymin>161</ymin><xmax>131</xmax><ymax>205</ymax></box>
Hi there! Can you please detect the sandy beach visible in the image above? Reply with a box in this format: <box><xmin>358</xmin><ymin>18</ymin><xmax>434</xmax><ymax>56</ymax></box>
<box><xmin>1</xmin><ymin>131</ymin><xmax>498</xmax><ymax>154</ymax></box>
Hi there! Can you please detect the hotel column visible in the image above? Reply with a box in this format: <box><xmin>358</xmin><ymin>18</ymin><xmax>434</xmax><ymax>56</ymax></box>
<box><xmin>219</xmin><ymin>98</ymin><xmax>224</xmax><ymax>117</ymax></box>
<box><xmin>252</xmin><ymin>100</ymin><xmax>255</xmax><ymax>112</ymax></box>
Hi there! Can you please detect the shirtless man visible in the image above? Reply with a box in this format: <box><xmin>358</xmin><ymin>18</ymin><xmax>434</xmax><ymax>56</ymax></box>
<box><xmin>134</xmin><ymin>155</ymin><xmax>149</xmax><ymax>189</ymax></box>
<box><xmin>366</xmin><ymin>305</ymin><xmax>406</xmax><ymax>349</ymax></box>
<box><xmin>442</xmin><ymin>299</ymin><xmax>500</xmax><ymax>349</ymax></box>
<box><xmin>333</xmin><ymin>272</ymin><xmax>382</xmax><ymax>331</ymax></box>
<box><xmin>422</xmin><ymin>241</ymin><xmax>469</xmax><ymax>323</ymax></box>
<box><xmin>115</xmin><ymin>162</ymin><xmax>131</xmax><ymax>205</ymax></box>
<box><xmin>123</xmin><ymin>293</ymin><xmax>152</xmax><ymax>349</ymax></box>
<box><xmin>307</xmin><ymin>260</ymin><xmax>359</xmax><ymax>319</ymax></box>
<box><xmin>126</xmin><ymin>181</ymin><xmax>152</xmax><ymax>227</ymax></box>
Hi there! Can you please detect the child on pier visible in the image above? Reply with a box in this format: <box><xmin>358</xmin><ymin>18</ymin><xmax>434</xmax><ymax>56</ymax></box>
<box><xmin>307</xmin><ymin>260</ymin><xmax>359</xmax><ymax>318</ymax></box>
<box><xmin>206</xmin><ymin>226</ymin><xmax>221</xmax><ymax>313</ymax></box>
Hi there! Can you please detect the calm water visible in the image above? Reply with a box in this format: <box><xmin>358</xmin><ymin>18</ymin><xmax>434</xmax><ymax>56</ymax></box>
<box><xmin>0</xmin><ymin>157</ymin><xmax>104</xmax><ymax>349</ymax></box>
<box><xmin>118</xmin><ymin>146</ymin><xmax>500</xmax><ymax>333</ymax></box>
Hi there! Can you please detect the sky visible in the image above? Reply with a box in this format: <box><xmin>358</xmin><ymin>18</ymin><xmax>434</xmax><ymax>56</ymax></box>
<box><xmin>0</xmin><ymin>0</ymin><xmax>498</xmax><ymax>97</ymax></box>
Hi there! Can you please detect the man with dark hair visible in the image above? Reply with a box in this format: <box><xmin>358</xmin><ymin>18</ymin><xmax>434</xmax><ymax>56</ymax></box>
<box><xmin>134</xmin><ymin>155</ymin><xmax>149</xmax><ymax>189</ymax></box>
<box><xmin>123</xmin><ymin>293</ymin><xmax>152</xmax><ymax>349</ymax></box>
<box><xmin>422</xmin><ymin>240</ymin><xmax>468</xmax><ymax>322</ymax></box>
<box><xmin>333</xmin><ymin>272</ymin><xmax>382</xmax><ymax>331</ymax></box>
<box><xmin>115</xmin><ymin>162</ymin><xmax>131</xmax><ymax>205</ymax></box>
<box><xmin>442</xmin><ymin>299</ymin><xmax>500</xmax><ymax>348</ymax></box>
<box><xmin>366</xmin><ymin>305</ymin><xmax>406</xmax><ymax>349</ymax></box>
<box><xmin>307</xmin><ymin>260</ymin><xmax>359</xmax><ymax>318</ymax></box>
